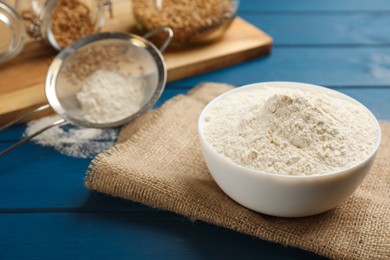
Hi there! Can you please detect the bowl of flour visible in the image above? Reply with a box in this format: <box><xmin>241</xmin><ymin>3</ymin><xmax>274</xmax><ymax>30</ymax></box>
<box><xmin>198</xmin><ymin>81</ymin><xmax>381</xmax><ymax>217</ymax></box>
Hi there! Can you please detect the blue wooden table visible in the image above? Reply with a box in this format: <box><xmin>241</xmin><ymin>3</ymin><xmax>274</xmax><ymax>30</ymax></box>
<box><xmin>1</xmin><ymin>1</ymin><xmax>390</xmax><ymax>259</ymax></box>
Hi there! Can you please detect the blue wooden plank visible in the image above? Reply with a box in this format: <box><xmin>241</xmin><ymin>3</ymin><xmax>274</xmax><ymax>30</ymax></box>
<box><xmin>334</xmin><ymin>87</ymin><xmax>390</xmax><ymax>120</ymax></box>
<box><xmin>239</xmin><ymin>0</ymin><xmax>390</xmax><ymax>12</ymax></box>
<box><xmin>0</xmin><ymin>212</ymin><xmax>325</xmax><ymax>259</ymax></box>
<box><xmin>0</xmin><ymin>139</ymin><xmax>158</xmax><ymax>211</ymax></box>
<box><xmin>0</xmin><ymin>143</ymin><xmax>91</xmax><ymax>207</ymax></box>
<box><xmin>169</xmin><ymin>47</ymin><xmax>390</xmax><ymax>87</ymax></box>
<box><xmin>0</xmin><ymin>139</ymin><xmax>166</xmax><ymax>212</ymax></box>
<box><xmin>240</xmin><ymin>13</ymin><xmax>390</xmax><ymax>45</ymax></box>
<box><xmin>0</xmin><ymin>124</ymin><xmax>25</xmax><ymax>141</ymax></box>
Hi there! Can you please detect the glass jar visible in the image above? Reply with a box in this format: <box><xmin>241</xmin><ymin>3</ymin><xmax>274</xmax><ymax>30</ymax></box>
<box><xmin>20</xmin><ymin>0</ymin><xmax>111</xmax><ymax>50</ymax></box>
<box><xmin>132</xmin><ymin>0</ymin><xmax>239</xmax><ymax>48</ymax></box>
<box><xmin>0</xmin><ymin>0</ymin><xmax>111</xmax><ymax>64</ymax></box>
<box><xmin>0</xmin><ymin>1</ymin><xmax>25</xmax><ymax>63</ymax></box>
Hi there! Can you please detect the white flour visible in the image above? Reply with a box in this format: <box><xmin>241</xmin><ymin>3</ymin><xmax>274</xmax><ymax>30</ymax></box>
<box><xmin>23</xmin><ymin>70</ymin><xmax>145</xmax><ymax>157</ymax></box>
<box><xmin>76</xmin><ymin>70</ymin><xmax>145</xmax><ymax>124</ymax></box>
<box><xmin>24</xmin><ymin>115</ymin><xmax>118</xmax><ymax>158</ymax></box>
<box><xmin>203</xmin><ymin>86</ymin><xmax>379</xmax><ymax>176</ymax></box>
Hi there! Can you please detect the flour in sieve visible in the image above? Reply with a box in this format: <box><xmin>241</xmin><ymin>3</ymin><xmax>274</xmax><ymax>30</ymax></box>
<box><xmin>24</xmin><ymin>115</ymin><xmax>118</xmax><ymax>158</ymax></box>
<box><xmin>76</xmin><ymin>69</ymin><xmax>145</xmax><ymax>124</ymax></box>
<box><xmin>203</xmin><ymin>86</ymin><xmax>379</xmax><ymax>176</ymax></box>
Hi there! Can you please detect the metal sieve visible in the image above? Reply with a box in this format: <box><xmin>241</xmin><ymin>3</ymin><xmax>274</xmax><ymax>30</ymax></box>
<box><xmin>0</xmin><ymin>27</ymin><xmax>173</xmax><ymax>156</ymax></box>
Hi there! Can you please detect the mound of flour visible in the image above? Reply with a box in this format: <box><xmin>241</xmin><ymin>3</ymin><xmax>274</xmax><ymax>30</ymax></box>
<box><xmin>203</xmin><ymin>86</ymin><xmax>379</xmax><ymax>176</ymax></box>
<box><xmin>76</xmin><ymin>70</ymin><xmax>145</xmax><ymax>124</ymax></box>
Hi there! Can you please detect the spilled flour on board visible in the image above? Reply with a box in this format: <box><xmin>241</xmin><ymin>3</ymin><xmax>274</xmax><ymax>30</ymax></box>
<box><xmin>24</xmin><ymin>115</ymin><xmax>118</xmax><ymax>158</ymax></box>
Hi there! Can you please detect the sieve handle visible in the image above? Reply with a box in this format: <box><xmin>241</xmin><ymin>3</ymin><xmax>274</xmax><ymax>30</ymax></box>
<box><xmin>0</xmin><ymin>104</ymin><xmax>51</xmax><ymax>132</ymax></box>
<box><xmin>0</xmin><ymin>119</ymin><xmax>66</xmax><ymax>156</ymax></box>
<box><xmin>143</xmin><ymin>26</ymin><xmax>174</xmax><ymax>53</ymax></box>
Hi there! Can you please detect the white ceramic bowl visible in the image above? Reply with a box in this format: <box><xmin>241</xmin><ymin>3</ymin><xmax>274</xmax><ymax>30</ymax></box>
<box><xmin>198</xmin><ymin>82</ymin><xmax>381</xmax><ymax>217</ymax></box>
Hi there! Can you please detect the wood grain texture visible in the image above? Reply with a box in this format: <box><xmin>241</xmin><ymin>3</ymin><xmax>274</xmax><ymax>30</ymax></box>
<box><xmin>170</xmin><ymin>47</ymin><xmax>390</xmax><ymax>87</ymax></box>
<box><xmin>240</xmin><ymin>0</ymin><xmax>390</xmax><ymax>12</ymax></box>
<box><xmin>165</xmin><ymin>18</ymin><xmax>272</xmax><ymax>82</ymax></box>
<box><xmin>0</xmin><ymin>213</ymin><xmax>322</xmax><ymax>259</ymax></box>
<box><xmin>241</xmin><ymin>13</ymin><xmax>390</xmax><ymax>45</ymax></box>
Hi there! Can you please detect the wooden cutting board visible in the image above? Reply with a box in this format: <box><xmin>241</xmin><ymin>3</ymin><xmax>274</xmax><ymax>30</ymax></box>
<box><xmin>0</xmin><ymin>1</ymin><xmax>272</xmax><ymax>125</ymax></box>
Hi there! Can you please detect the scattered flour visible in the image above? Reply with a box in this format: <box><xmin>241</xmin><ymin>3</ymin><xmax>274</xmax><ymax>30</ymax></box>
<box><xmin>24</xmin><ymin>115</ymin><xmax>118</xmax><ymax>158</ymax></box>
<box><xmin>76</xmin><ymin>69</ymin><xmax>145</xmax><ymax>124</ymax></box>
<box><xmin>203</xmin><ymin>86</ymin><xmax>379</xmax><ymax>176</ymax></box>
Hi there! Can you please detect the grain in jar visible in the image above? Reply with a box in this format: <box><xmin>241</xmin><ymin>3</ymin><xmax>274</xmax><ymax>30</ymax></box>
<box><xmin>50</xmin><ymin>0</ymin><xmax>95</xmax><ymax>48</ymax></box>
<box><xmin>132</xmin><ymin>0</ymin><xmax>239</xmax><ymax>47</ymax></box>
<box><xmin>19</xmin><ymin>0</ymin><xmax>107</xmax><ymax>50</ymax></box>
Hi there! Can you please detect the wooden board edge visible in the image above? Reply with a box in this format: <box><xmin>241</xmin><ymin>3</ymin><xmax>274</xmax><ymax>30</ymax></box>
<box><xmin>0</xmin><ymin>84</ymin><xmax>46</xmax><ymax>114</ymax></box>
<box><xmin>167</xmin><ymin>42</ymin><xmax>272</xmax><ymax>82</ymax></box>
<box><xmin>165</xmin><ymin>17</ymin><xmax>273</xmax><ymax>82</ymax></box>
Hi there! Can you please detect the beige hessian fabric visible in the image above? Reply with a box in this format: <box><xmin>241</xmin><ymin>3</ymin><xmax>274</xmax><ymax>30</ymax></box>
<box><xmin>85</xmin><ymin>83</ymin><xmax>390</xmax><ymax>259</ymax></box>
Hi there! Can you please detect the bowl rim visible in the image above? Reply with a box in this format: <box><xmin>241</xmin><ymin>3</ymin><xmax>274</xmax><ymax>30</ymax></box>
<box><xmin>198</xmin><ymin>81</ymin><xmax>382</xmax><ymax>179</ymax></box>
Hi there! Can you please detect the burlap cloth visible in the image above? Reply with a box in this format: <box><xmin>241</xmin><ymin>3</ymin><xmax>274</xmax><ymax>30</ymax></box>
<box><xmin>85</xmin><ymin>83</ymin><xmax>390</xmax><ymax>259</ymax></box>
